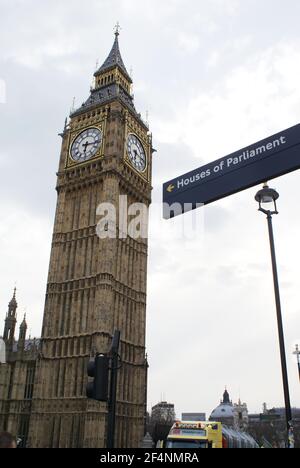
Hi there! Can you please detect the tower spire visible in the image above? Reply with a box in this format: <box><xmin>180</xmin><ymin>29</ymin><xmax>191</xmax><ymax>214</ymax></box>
<box><xmin>8</xmin><ymin>287</ymin><xmax>17</xmax><ymax>314</ymax></box>
<box><xmin>3</xmin><ymin>288</ymin><xmax>18</xmax><ymax>351</ymax></box>
<box><xmin>18</xmin><ymin>312</ymin><xmax>27</xmax><ymax>352</ymax></box>
<box><xmin>94</xmin><ymin>28</ymin><xmax>131</xmax><ymax>82</ymax></box>
<box><xmin>73</xmin><ymin>29</ymin><xmax>139</xmax><ymax>119</ymax></box>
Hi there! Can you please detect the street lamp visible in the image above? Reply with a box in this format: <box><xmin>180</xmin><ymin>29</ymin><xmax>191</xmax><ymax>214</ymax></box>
<box><xmin>255</xmin><ymin>183</ymin><xmax>293</xmax><ymax>448</ymax></box>
<box><xmin>293</xmin><ymin>345</ymin><xmax>300</xmax><ymax>383</ymax></box>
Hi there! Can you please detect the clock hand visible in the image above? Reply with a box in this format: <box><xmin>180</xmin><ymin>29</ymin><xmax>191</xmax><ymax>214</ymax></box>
<box><xmin>82</xmin><ymin>141</ymin><xmax>94</xmax><ymax>152</ymax></box>
<box><xmin>133</xmin><ymin>149</ymin><xmax>139</xmax><ymax>162</ymax></box>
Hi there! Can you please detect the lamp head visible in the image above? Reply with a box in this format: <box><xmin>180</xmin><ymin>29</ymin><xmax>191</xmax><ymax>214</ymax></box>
<box><xmin>255</xmin><ymin>183</ymin><xmax>279</xmax><ymax>214</ymax></box>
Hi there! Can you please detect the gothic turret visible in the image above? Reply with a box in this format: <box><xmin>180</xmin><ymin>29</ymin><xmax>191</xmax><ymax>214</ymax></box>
<box><xmin>3</xmin><ymin>288</ymin><xmax>18</xmax><ymax>352</ymax></box>
<box><xmin>18</xmin><ymin>314</ymin><xmax>27</xmax><ymax>352</ymax></box>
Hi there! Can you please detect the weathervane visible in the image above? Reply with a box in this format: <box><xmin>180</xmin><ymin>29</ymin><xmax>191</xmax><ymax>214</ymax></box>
<box><xmin>114</xmin><ymin>22</ymin><xmax>121</xmax><ymax>36</ymax></box>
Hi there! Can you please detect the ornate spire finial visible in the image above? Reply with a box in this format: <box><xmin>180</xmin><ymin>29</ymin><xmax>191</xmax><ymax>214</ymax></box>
<box><xmin>114</xmin><ymin>22</ymin><xmax>121</xmax><ymax>37</ymax></box>
<box><xmin>20</xmin><ymin>311</ymin><xmax>27</xmax><ymax>329</ymax></box>
<box><xmin>9</xmin><ymin>287</ymin><xmax>17</xmax><ymax>309</ymax></box>
<box><xmin>223</xmin><ymin>387</ymin><xmax>230</xmax><ymax>404</ymax></box>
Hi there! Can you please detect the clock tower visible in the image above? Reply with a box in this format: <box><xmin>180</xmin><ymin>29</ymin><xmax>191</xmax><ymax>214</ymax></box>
<box><xmin>28</xmin><ymin>30</ymin><xmax>153</xmax><ymax>448</ymax></box>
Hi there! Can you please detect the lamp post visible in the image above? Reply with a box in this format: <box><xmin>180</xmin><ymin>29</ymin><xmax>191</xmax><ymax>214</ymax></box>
<box><xmin>255</xmin><ymin>183</ymin><xmax>293</xmax><ymax>448</ymax></box>
<box><xmin>293</xmin><ymin>345</ymin><xmax>300</xmax><ymax>383</ymax></box>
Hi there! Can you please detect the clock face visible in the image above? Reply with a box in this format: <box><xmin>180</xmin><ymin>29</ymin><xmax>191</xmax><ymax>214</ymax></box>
<box><xmin>70</xmin><ymin>128</ymin><xmax>102</xmax><ymax>163</ymax></box>
<box><xmin>127</xmin><ymin>134</ymin><xmax>147</xmax><ymax>173</ymax></box>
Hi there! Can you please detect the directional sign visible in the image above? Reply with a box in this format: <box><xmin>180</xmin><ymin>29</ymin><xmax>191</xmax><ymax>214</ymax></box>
<box><xmin>163</xmin><ymin>123</ymin><xmax>300</xmax><ymax>219</ymax></box>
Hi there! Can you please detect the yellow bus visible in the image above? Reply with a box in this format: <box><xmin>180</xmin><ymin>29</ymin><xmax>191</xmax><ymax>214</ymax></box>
<box><xmin>165</xmin><ymin>421</ymin><xmax>259</xmax><ymax>449</ymax></box>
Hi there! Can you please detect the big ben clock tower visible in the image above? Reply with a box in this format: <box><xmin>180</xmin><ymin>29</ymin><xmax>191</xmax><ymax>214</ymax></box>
<box><xmin>28</xmin><ymin>29</ymin><xmax>153</xmax><ymax>448</ymax></box>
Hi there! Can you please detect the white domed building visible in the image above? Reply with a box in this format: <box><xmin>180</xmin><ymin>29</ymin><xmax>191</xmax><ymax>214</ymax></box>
<box><xmin>209</xmin><ymin>389</ymin><xmax>235</xmax><ymax>427</ymax></box>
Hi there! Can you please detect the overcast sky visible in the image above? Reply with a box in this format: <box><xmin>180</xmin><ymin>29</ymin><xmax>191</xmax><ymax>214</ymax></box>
<box><xmin>1</xmin><ymin>0</ymin><xmax>300</xmax><ymax>419</ymax></box>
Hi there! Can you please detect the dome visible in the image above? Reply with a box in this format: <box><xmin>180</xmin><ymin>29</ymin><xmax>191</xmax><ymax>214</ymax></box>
<box><xmin>209</xmin><ymin>388</ymin><xmax>235</xmax><ymax>421</ymax></box>
<box><xmin>210</xmin><ymin>404</ymin><xmax>235</xmax><ymax>419</ymax></box>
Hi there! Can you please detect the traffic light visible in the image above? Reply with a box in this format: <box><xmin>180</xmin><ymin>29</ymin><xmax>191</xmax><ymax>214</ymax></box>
<box><xmin>86</xmin><ymin>354</ymin><xmax>109</xmax><ymax>401</ymax></box>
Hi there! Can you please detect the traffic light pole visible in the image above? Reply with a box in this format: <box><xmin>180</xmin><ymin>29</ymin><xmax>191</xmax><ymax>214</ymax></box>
<box><xmin>107</xmin><ymin>330</ymin><xmax>121</xmax><ymax>449</ymax></box>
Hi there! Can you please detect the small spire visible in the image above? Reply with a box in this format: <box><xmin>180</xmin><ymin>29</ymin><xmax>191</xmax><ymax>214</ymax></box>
<box><xmin>9</xmin><ymin>287</ymin><xmax>17</xmax><ymax>309</ymax></box>
<box><xmin>18</xmin><ymin>311</ymin><xmax>27</xmax><ymax>351</ymax></box>
<box><xmin>20</xmin><ymin>312</ymin><xmax>27</xmax><ymax>328</ymax></box>
<box><xmin>223</xmin><ymin>388</ymin><xmax>230</xmax><ymax>404</ymax></box>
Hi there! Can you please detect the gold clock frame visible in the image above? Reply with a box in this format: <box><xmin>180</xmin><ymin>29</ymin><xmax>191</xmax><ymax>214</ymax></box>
<box><xmin>66</xmin><ymin>123</ymin><xmax>105</xmax><ymax>169</ymax></box>
<box><xmin>124</xmin><ymin>131</ymin><xmax>150</xmax><ymax>181</ymax></box>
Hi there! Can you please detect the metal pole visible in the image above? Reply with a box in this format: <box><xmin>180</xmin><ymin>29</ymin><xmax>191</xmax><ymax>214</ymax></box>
<box><xmin>266</xmin><ymin>212</ymin><xmax>293</xmax><ymax>447</ymax></box>
<box><xmin>107</xmin><ymin>331</ymin><xmax>121</xmax><ymax>449</ymax></box>
<box><xmin>296</xmin><ymin>346</ymin><xmax>300</xmax><ymax>384</ymax></box>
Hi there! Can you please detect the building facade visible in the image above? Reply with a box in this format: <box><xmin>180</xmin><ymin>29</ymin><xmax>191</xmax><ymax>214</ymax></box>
<box><xmin>0</xmin><ymin>290</ymin><xmax>40</xmax><ymax>447</ymax></box>
<box><xmin>233</xmin><ymin>399</ymin><xmax>249</xmax><ymax>430</ymax></box>
<box><xmin>182</xmin><ymin>413</ymin><xmax>206</xmax><ymax>422</ymax></box>
<box><xmin>151</xmin><ymin>402</ymin><xmax>176</xmax><ymax>423</ymax></box>
<box><xmin>0</xmin><ymin>31</ymin><xmax>153</xmax><ymax>448</ymax></box>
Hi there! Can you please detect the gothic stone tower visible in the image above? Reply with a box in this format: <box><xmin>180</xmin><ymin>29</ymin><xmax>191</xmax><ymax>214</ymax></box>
<box><xmin>28</xmin><ymin>31</ymin><xmax>153</xmax><ymax>448</ymax></box>
<box><xmin>0</xmin><ymin>291</ymin><xmax>40</xmax><ymax>447</ymax></box>
<box><xmin>3</xmin><ymin>289</ymin><xmax>17</xmax><ymax>353</ymax></box>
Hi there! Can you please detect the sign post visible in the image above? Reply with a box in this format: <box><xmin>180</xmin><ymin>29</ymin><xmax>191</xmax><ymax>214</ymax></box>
<box><xmin>163</xmin><ymin>123</ymin><xmax>300</xmax><ymax>218</ymax></box>
<box><xmin>163</xmin><ymin>123</ymin><xmax>300</xmax><ymax>447</ymax></box>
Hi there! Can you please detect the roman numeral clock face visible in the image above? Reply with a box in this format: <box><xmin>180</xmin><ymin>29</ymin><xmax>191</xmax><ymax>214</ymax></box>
<box><xmin>70</xmin><ymin>128</ymin><xmax>103</xmax><ymax>163</ymax></box>
<box><xmin>127</xmin><ymin>134</ymin><xmax>147</xmax><ymax>173</ymax></box>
